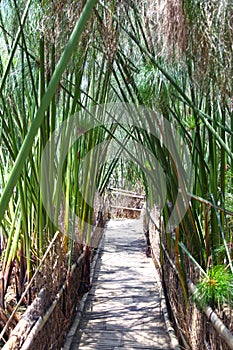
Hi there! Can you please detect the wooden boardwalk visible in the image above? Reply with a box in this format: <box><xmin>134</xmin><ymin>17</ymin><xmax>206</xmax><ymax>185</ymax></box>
<box><xmin>65</xmin><ymin>219</ymin><xmax>171</xmax><ymax>349</ymax></box>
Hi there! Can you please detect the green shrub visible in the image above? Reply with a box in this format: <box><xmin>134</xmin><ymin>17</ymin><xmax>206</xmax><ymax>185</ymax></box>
<box><xmin>196</xmin><ymin>265</ymin><xmax>233</xmax><ymax>308</ymax></box>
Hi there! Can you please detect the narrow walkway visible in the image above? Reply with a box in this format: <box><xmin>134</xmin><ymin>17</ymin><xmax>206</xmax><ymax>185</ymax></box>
<box><xmin>69</xmin><ymin>219</ymin><xmax>171</xmax><ymax>349</ymax></box>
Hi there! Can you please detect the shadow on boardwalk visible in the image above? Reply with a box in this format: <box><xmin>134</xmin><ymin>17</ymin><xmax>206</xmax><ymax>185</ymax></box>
<box><xmin>66</xmin><ymin>218</ymin><xmax>171</xmax><ymax>350</ymax></box>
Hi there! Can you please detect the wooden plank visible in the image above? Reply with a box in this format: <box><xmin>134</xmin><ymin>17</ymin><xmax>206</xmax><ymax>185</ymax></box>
<box><xmin>108</xmin><ymin>188</ymin><xmax>146</xmax><ymax>199</ymax></box>
<box><xmin>66</xmin><ymin>219</ymin><xmax>172</xmax><ymax>350</ymax></box>
<box><xmin>109</xmin><ymin>205</ymin><xmax>143</xmax><ymax>211</ymax></box>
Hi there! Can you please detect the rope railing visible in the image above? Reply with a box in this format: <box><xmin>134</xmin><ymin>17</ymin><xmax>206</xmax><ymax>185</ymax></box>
<box><xmin>160</xmin><ymin>240</ymin><xmax>233</xmax><ymax>350</ymax></box>
<box><xmin>185</xmin><ymin>190</ymin><xmax>233</xmax><ymax>216</ymax></box>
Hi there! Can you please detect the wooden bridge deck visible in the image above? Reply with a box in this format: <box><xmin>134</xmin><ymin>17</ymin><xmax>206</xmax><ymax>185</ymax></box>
<box><xmin>65</xmin><ymin>219</ymin><xmax>172</xmax><ymax>349</ymax></box>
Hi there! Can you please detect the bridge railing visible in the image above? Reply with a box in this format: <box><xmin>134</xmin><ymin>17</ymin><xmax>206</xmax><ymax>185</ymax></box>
<box><xmin>145</xmin><ymin>203</ymin><xmax>233</xmax><ymax>350</ymax></box>
<box><xmin>107</xmin><ymin>187</ymin><xmax>146</xmax><ymax>219</ymax></box>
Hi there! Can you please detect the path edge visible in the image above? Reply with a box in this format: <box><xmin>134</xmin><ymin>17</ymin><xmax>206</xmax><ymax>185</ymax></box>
<box><xmin>152</xmin><ymin>260</ymin><xmax>181</xmax><ymax>350</ymax></box>
<box><xmin>61</xmin><ymin>232</ymin><xmax>105</xmax><ymax>350</ymax></box>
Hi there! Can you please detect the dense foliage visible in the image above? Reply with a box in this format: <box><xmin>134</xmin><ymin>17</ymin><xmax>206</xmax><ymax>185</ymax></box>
<box><xmin>0</xmin><ymin>0</ymin><xmax>232</xmax><ymax>340</ymax></box>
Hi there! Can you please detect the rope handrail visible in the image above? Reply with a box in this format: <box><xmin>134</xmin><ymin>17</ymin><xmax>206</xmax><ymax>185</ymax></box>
<box><xmin>185</xmin><ymin>190</ymin><xmax>233</xmax><ymax>216</ymax></box>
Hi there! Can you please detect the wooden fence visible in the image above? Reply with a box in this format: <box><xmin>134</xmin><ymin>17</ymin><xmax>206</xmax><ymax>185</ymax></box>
<box><xmin>107</xmin><ymin>187</ymin><xmax>145</xmax><ymax>218</ymax></box>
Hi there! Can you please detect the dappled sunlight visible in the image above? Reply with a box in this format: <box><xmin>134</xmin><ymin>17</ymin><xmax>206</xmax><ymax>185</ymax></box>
<box><xmin>70</xmin><ymin>218</ymin><xmax>170</xmax><ymax>349</ymax></box>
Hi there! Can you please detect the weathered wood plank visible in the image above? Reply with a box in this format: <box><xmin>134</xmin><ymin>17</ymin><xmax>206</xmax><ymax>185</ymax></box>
<box><xmin>65</xmin><ymin>219</ymin><xmax>172</xmax><ymax>350</ymax></box>
<box><xmin>109</xmin><ymin>205</ymin><xmax>142</xmax><ymax>211</ymax></box>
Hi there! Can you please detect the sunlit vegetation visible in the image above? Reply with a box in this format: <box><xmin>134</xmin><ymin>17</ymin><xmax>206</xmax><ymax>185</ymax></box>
<box><xmin>0</xmin><ymin>0</ymin><xmax>232</xmax><ymax>341</ymax></box>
